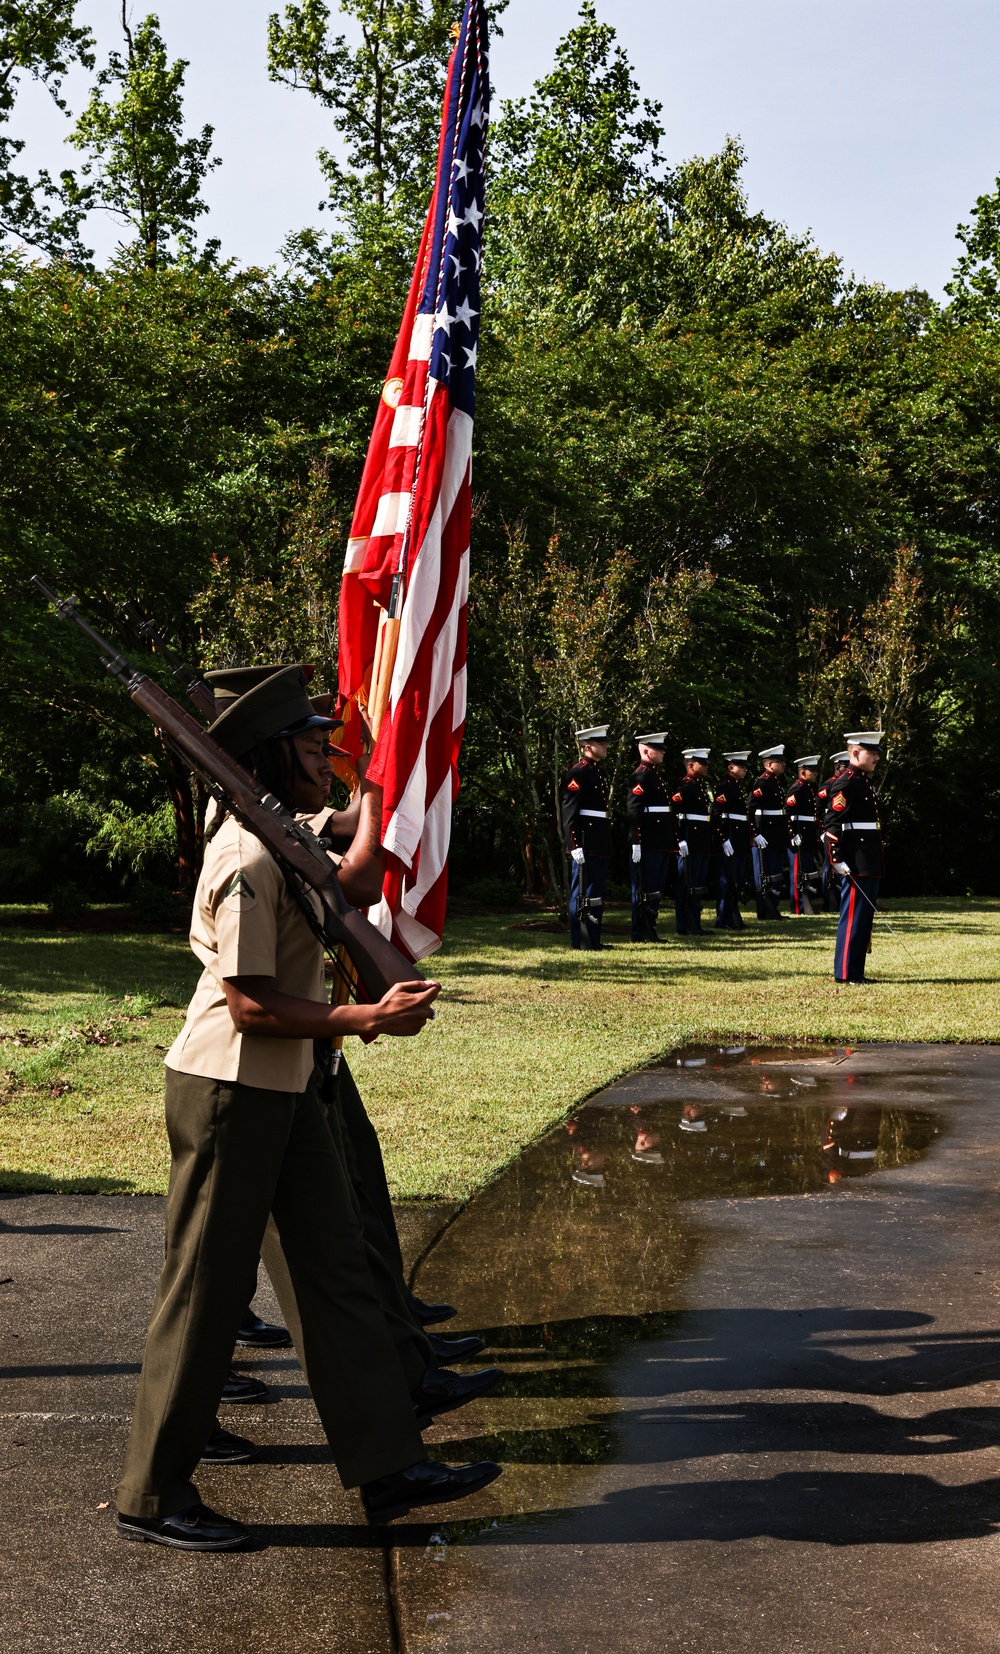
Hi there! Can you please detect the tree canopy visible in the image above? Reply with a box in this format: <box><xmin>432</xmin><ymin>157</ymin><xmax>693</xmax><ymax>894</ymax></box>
<box><xmin>2</xmin><ymin>1</ymin><xmax>999</xmax><ymax>908</ymax></box>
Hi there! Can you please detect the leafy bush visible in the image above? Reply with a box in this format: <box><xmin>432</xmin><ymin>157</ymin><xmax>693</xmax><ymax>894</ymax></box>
<box><xmin>458</xmin><ymin>874</ymin><xmax>524</xmax><ymax>910</ymax></box>
<box><xmin>46</xmin><ymin>883</ymin><xmax>90</xmax><ymax>923</ymax></box>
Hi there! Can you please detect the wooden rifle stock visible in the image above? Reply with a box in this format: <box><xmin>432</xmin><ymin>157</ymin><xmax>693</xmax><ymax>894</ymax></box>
<box><xmin>30</xmin><ymin>578</ymin><xmax>424</xmax><ymax>1001</ymax></box>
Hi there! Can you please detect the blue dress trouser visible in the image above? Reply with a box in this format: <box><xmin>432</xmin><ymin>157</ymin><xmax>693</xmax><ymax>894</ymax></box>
<box><xmin>569</xmin><ymin>856</ymin><xmax>608</xmax><ymax>949</ymax></box>
<box><xmin>630</xmin><ymin>849</ymin><xmax>671</xmax><ymax>940</ymax></box>
<box><xmin>675</xmin><ymin>853</ymin><xmax>710</xmax><ymax>934</ymax></box>
<box><xmin>834</xmin><ymin>873</ymin><xmax>878</xmax><ymax>982</ymax></box>
<box><xmin>715</xmin><ymin>853</ymin><xmax>747</xmax><ymax>928</ymax></box>
<box><xmin>753</xmin><ymin>844</ymin><xmax>784</xmax><ymax>917</ymax></box>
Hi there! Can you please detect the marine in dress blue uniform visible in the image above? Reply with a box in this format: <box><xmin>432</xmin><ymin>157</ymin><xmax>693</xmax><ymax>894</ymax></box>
<box><xmin>751</xmin><ymin>745</ymin><xmax>790</xmax><ymax>919</ymax></box>
<box><xmin>714</xmin><ymin>750</ymin><xmax>752</xmax><ymax>930</ymax></box>
<box><xmin>626</xmin><ymin>732</ymin><xmax>676</xmax><ymax>942</ymax></box>
<box><xmin>672</xmin><ymin>747</ymin><xmax>716</xmax><ymax>936</ymax></box>
<box><xmin>823</xmin><ymin>732</ymin><xmax>884</xmax><ymax>985</ymax></box>
<box><xmin>561</xmin><ymin>725</ymin><xmax>612</xmax><ymax>950</ymax></box>
<box><xmin>818</xmin><ymin>750</ymin><xmax>849</xmax><ymax>909</ymax></box>
<box><xmin>786</xmin><ymin>756</ymin><xmax>822</xmax><ymax>915</ymax></box>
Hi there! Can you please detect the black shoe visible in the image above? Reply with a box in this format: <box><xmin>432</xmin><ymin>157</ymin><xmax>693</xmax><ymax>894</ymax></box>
<box><xmin>222</xmin><ymin>1368</ymin><xmax>269</xmax><ymax>1405</ymax></box>
<box><xmin>117</xmin><ymin>1502</ymin><xmax>251</xmax><ymax>1552</ymax></box>
<box><xmin>411</xmin><ymin>1297</ymin><xmax>458</xmax><ymax>1326</ymax></box>
<box><xmin>361</xmin><ymin>1457</ymin><xmax>502</xmax><ymax>1524</ymax></box>
<box><xmin>201</xmin><ymin>1422</ymin><xmax>257</xmax><ymax>1464</ymax></box>
<box><xmin>428</xmin><ymin>1332</ymin><xmax>486</xmax><ymax>1362</ymax></box>
<box><xmin>235</xmin><ymin>1310</ymin><xmax>292</xmax><ymax>1349</ymax></box>
<box><xmin>413</xmin><ymin>1366</ymin><xmax>502</xmax><ymax>1428</ymax></box>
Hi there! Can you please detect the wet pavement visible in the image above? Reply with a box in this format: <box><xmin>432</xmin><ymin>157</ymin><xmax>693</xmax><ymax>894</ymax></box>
<box><xmin>4</xmin><ymin>1044</ymin><xmax>1000</xmax><ymax>1651</ymax></box>
<box><xmin>402</xmin><ymin>1044</ymin><xmax>1000</xmax><ymax>1653</ymax></box>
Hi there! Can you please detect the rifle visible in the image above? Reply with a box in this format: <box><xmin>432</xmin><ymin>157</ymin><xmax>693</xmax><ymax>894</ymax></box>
<box><xmin>31</xmin><ymin>578</ymin><xmax>424</xmax><ymax>1003</ymax></box>
<box><xmin>122</xmin><ymin>602</ymin><xmax>217</xmax><ymax>722</ymax></box>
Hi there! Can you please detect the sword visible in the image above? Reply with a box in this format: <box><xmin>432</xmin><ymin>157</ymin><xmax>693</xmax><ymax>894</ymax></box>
<box><xmin>840</xmin><ymin>869</ymin><xmax>921</xmax><ymax>968</ymax></box>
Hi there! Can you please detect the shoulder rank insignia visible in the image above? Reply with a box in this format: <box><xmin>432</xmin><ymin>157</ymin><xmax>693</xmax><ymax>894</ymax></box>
<box><xmin>753</xmin><ymin>787</ymin><xmax>763</xmax><ymax>798</ymax></box>
<box><xmin>567</xmin><ymin>779</ymin><xmax>580</xmax><ymax>791</ymax></box>
<box><xmin>832</xmin><ymin>793</ymin><xmax>848</xmax><ymax>813</ymax></box>
<box><xmin>672</xmin><ymin>791</ymin><xmax>683</xmax><ymax>803</ymax></box>
<box><xmin>632</xmin><ymin>785</ymin><xmax>644</xmax><ymax>795</ymax></box>
<box><xmin>716</xmin><ymin>794</ymin><xmax>726</xmax><ymax>805</ymax></box>
<box><xmin>786</xmin><ymin>795</ymin><xmax>796</xmax><ymax>808</ymax></box>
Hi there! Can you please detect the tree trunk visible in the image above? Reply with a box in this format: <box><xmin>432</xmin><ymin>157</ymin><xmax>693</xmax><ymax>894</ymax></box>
<box><xmin>159</xmin><ymin>741</ymin><xmax>200</xmax><ymax>895</ymax></box>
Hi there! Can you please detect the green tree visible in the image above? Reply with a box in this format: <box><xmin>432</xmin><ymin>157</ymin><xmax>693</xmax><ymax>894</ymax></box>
<box><xmin>945</xmin><ymin>170</ymin><xmax>1000</xmax><ymax>324</ymax></box>
<box><xmin>66</xmin><ymin>6</ymin><xmax>219</xmax><ymax>270</ymax></box>
<box><xmin>268</xmin><ymin>0</ymin><xmax>505</xmax><ymax>243</ymax></box>
<box><xmin>0</xmin><ymin>1</ymin><xmax>94</xmax><ymax>256</ymax></box>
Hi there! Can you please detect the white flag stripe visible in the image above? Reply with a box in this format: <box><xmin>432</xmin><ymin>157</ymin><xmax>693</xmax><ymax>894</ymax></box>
<box><xmin>389</xmin><ymin>403</ymin><xmax>424</xmax><ymax>449</ymax></box>
<box><xmin>343</xmin><ymin>535</ymin><xmax>369</xmax><ymax>572</ymax></box>
<box><xmin>371</xmin><ymin>491</ymin><xmax>411</xmax><ymax>540</ymax></box>
<box><xmin>394</xmin><ymin>905</ymin><xmax>443</xmax><ymax>962</ymax></box>
<box><xmin>452</xmin><ymin>662</ymin><xmax>467</xmax><ymax>731</ymax></box>
<box><xmin>366</xmin><ymin>893</ymin><xmax>394</xmax><ymax>939</ymax></box>
<box><xmin>387</xmin><ymin>408</ymin><xmax>473</xmax><ymax>713</ymax></box>
<box><xmin>401</xmin><ymin>775</ymin><xmax>452</xmax><ymax>912</ymax></box>
<box><xmin>382</xmin><ymin>749</ymin><xmax>427</xmax><ymax>867</ymax></box>
<box><xmin>409</xmin><ymin>312</ymin><xmax>434</xmax><ymax>362</ymax></box>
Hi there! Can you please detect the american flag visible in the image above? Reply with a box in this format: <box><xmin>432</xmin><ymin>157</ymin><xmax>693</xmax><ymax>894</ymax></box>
<box><xmin>337</xmin><ymin>0</ymin><xmax>489</xmax><ymax>962</ymax></box>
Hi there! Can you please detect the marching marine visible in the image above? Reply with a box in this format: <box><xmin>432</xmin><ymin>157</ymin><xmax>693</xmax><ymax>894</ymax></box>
<box><xmin>823</xmin><ymin>732</ymin><xmax>884</xmax><ymax>985</ymax></box>
<box><xmin>785</xmin><ymin>755</ymin><xmax>822</xmax><ymax>915</ymax></box>
<box><xmin>626</xmin><ymin>731</ymin><xmax>676</xmax><ymax>942</ymax></box>
<box><xmin>751</xmin><ymin>744</ymin><xmax>789</xmax><ymax>920</ymax></box>
<box><xmin>714</xmin><ymin>750</ymin><xmax>752</xmax><ymax>929</ymax></box>
<box><xmin>672</xmin><ymin>747</ymin><xmax>715</xmax><ymax>936</ymax></box>
<box><xmin>561</xmin><ymin>725</ymin><xmax>612</xmax><ymax>950</ymax></box>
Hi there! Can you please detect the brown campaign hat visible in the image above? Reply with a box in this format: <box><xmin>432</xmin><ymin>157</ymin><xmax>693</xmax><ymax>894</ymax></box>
<box><xmin>208</xmin><ymin>665</ymin><xmax>335</xmax><ymax>760</ymax></box>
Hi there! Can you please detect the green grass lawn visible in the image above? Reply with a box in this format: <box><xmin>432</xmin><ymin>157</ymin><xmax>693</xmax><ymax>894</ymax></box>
<box><xmin>0</xmin><ymin>898</ymin><xmax>997</xmax><ymax>1200</ymax></box>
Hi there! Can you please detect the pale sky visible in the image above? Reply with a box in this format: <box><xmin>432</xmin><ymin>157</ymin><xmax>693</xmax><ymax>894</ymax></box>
<box><xmin>14</xmin><ymin>1</ymin><xmax>1000</xmax><ymax>297</ymax></box>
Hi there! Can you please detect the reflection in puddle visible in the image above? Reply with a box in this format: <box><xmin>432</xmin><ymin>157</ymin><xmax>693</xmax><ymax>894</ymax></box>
<box><xmin>400</xmin><ymin>1049</ymin><xmax>954</xmax><ymax>1647</ymax></box>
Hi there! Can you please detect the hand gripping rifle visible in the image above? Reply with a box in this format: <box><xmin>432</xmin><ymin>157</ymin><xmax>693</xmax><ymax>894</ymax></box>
<box><xmin>32</xmin><ymin>577</ymin><xmax>424</xmax><ymax>1002</ymax></box>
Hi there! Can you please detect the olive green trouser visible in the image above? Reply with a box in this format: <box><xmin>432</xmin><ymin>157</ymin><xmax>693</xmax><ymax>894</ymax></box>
<box><xmin>260</xmin><ymin>1059</ymin><xmax>434</xmax><ymax>1383</ymax></box>
<box><xmin>118</xmin><ymin>1070</ymin><xmax>424</xmax><ymax>1519</ymax></box>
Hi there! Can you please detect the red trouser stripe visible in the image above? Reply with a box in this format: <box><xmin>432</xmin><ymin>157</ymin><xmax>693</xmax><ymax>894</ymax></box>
<box><xmin>840</xmin><ymin>882</ymin><xmax>856</xmax><ymax>980</ymax></box>
<box><xmin>793</xmin><ymin>853</ymin><xmax>800</xmax><ymax>912</ymax></box>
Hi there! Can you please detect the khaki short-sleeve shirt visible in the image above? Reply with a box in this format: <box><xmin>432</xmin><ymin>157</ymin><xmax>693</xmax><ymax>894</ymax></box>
<box><xmin>166</xmin><ymin>814</ymin><xmax>326</xmax><ymax>1092</ymax></box>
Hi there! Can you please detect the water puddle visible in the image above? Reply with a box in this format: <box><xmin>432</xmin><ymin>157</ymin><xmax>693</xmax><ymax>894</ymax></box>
<box><xmin>417</xmin><ymin>1045</ymin><xmax>943</xmax><ymax>1333</ymax></box>
<box><xmin>398</xmin><ymin>1047</ymin><xmax>960</xmax><ymax>1645</ymax></box>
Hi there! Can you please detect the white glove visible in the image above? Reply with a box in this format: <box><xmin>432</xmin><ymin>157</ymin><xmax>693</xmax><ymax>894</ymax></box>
<box><xmin>791</xmin><ymin>833</ymin><xmax>802</xmax><ymax>848</ymax></box>
<box><xmin>677</xmin><ymin>839</ymin><xmax>689</xmax><ymax>858</ymax></box>
<box><xmin>722</xmin><ymin>839</ymin><xmax>734</xmax><ymax>857</ymax></box>
<box><xmin>571</xmin><ymin>846</ymin><xmax>585</xmax><ymax>865</ymax></box>
<box><xmin>631</xmin><ymin>843</ymin><xmax>642</xmax><ymax>864</ymax></box>
<box><xmin>834</xmin><ymin>860</ymin><xmax>850</xmax><ymax>877</ymax></box>
<box><xmin>753</xmin><ymin>833</ymin><xmax>768</xmax><ymax>849</ymax></box>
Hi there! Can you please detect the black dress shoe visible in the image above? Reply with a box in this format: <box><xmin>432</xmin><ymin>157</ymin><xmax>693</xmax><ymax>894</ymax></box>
<box><xmin>201</xmin><ymin>1423</ymin><xmax>257</xmax><ymax>1464</ymax></box>
<box><xmin>222</xmin><ymin>1368</ymin><xmax>269</xmax><ymax>1405</ymax></box>
<box><xmin>117</xmin><ymin>1502</ymin><xmax>251</xmax><ymax>1551</ymax></box>
<box><xmin>427</xmin><ymin>1332</ymin><xmax>486</xmax><ymax>1362</ymax></box>
<box><xmin>412</xmin><ymin>1366</ymin><xmax>502</xmax><ymax>1428</ymax></box>
<box><xmin>411</xmin><ymin>1296</ymin><xmax>458</xmax><ymax>1326</ymax></box>
<box><xmin>361</xmin><ymin>1457</ymin><xmax>502</xmax><ymax>1524</ymax></box>
<box><xmin>236</xmin><ymin>1310</ymin><xmax>292</xmax><ymax>1349</ymax></box>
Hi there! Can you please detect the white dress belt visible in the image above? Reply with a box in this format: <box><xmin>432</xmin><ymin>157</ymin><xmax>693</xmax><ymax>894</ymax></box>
<box><xmin>759</xmin><ymin>809</ymin><xmax>784</xmax><ymax>816</ymax></box>
<box><xmin>841</xmin><ymin>820</ymin><xmax>879</xmax><ymax>830</ymax></box>
<box><xmin>645</xmin><ymin>805</ymin><xmax>672</xmax><ymax>813</ymax></box>
<box><xmin>579</xmin><ymin>809</ymin><xmax>607</xmax><ymax>818</ymax></box>
<box><xmin>723</xmin><ymin>812</ymin><xmax>747</xmax><ymax>821</ymax></box>
<box><xmin>679</xmin><ymin>813</ymin><xmax>709</xmax><ymax>822</ymax></box>
<box><xmin>792</xmin><ymin>814</ymin><xmax>815</xmax><ymax>821</ymax></box>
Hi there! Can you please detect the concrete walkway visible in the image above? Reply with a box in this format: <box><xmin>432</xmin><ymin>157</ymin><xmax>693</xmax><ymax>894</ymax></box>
<box><xmin>4</xmin><ymin>1045</ymin><xmax>1000</xmax><ymax>1651</ymax></box>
